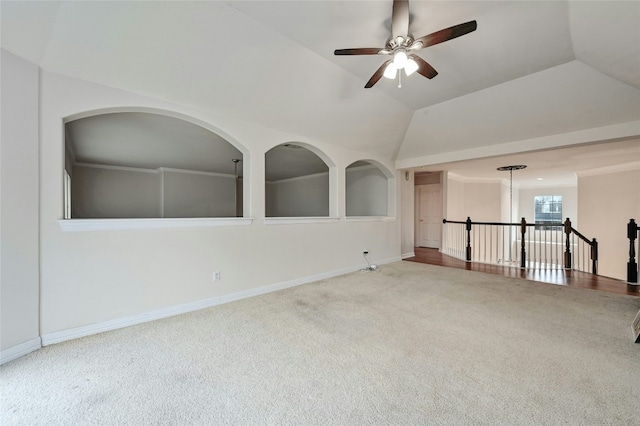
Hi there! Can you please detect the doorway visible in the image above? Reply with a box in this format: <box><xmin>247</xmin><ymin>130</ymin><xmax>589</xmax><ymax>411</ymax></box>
<box><xmin>415</xmin><ymin>180</ymin><xmax>442</xmax><ymax>249</ymax></box>
<box><xmin>414</xmin><ymin>172</ymin><xmax>443</xmax><ymax>249</ymax></box>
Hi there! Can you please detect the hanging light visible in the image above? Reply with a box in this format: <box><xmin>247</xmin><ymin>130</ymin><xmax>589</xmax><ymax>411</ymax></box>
<box><xmin>404</xmin><ymin>58</ymin><xmax>418</xmax><ymax>76</ymax></box>
<box><xmin>497</xmin><ymin>164</ymin><xmax>527</xmax><ymax>264</ymax></box>
<box><xmin>383</xmin><ymin>62</ymin><xmax>398</xmax><ymax>79</ymax></box>
<box><xmin>385</xmin><ymin>49</ymin><xmax>418</xmax><ymax>83</ymax></box>
<box><xmin>393</xmin><ymin>49</ymin><xmax>408</xmax><ymax>69</ymax></box>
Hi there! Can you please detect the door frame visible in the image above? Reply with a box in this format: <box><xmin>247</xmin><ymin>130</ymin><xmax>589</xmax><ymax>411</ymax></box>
<box><xmin>414</xmin><ymin>182</ymin><xmax>444</xmax><ymax>249</ymax></box>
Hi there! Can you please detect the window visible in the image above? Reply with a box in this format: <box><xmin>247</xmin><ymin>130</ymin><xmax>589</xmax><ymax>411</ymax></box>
<box><xmin>534</xmin><ymin>195</ymin><xmax>562</xmax><ymax>229</ymax></box>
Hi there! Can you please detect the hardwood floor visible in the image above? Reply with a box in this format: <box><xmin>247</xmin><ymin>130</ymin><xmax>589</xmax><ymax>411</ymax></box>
<box><xmin>405</xmin><ymin>247</ymin><xmax>640</xmax><ymax>297</ymax></box>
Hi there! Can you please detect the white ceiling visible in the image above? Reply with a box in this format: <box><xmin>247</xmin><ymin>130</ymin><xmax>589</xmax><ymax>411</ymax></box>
<box><xmin>2</xmin><ymin>0</ymin><xmax>639</xmax><ymax>185</ymax></box>
<box><xmin>416</xmin><ymin>138</ymin><xmax>640</xmax><ymax>188</ymax></box>
<box><xmin>230</xmin><ymin>0</ymin><xmax>580</xmax><ymax>110</ymax></box>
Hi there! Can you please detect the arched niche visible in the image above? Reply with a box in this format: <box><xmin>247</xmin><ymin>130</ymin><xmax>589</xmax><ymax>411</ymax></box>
<box><xmin>64</xmin><ymin>110</ymin><xmax>246</xmax><ymax>219</ymax></box>
<box><xmin>264</xmin><ymin>142</ymin><xmax>335</xmax><ymax>218</ymax></box>
<box><xmin>346</xmin><ymin>160</ymin><xmax>394</xmax><ymax>217</ymax></box>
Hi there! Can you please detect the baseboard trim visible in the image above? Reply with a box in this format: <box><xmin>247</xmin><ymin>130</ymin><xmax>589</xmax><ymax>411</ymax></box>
<box><xmin>401</xmin><ymin>252</ymin><xmax>415</xmax><ymax>259</ymax></box>
<box><xmin>1</xmin><ymin>337</ymin><xmax>42</xmax><ymax>365</ymax></box>
<box><xmin>41</xmin><ymin>256</ymin><xmax>401</xmax><ymax>347</ymax></box>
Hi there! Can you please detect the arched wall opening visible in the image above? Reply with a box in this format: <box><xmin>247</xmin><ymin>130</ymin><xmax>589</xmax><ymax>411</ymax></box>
<box><xmin>345</xmin><ymin>160</ymin><xmax>394</xmax><ymax>217</ymax></box>
<box><xmin>63</xmin><ymin>109</ymin><xmax>249</xmax><ymax>219</ymax></box>
<box><xmin>264</xmin><ymin>142</ymin><xmax>337</xmax><ymax>218</ymax></box>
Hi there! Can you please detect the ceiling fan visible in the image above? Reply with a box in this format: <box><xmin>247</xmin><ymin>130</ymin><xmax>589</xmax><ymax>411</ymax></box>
<box><xmin>334</xmin><ymin>0</ymin><xmax>477</xmax><ymax>88</ymax></box>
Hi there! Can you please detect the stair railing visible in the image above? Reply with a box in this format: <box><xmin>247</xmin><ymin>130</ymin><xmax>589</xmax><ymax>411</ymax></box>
<box><xmin>442</xmin><ymin>217</ymin><xmax>598</xmax><ymax>274</ymax></box>
<box><xmin>565</xmin><ymin>220</ymin><xmax>598</xmax><ymax>275</ymax></box>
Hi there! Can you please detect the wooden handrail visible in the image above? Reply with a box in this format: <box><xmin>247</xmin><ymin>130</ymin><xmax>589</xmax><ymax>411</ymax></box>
<box><xmin>570</xmin><ymin>226</ymin><xmax>592</xmax><ymax>245</ymax></box>
<box><xmin>443</xmin><ymin>218</ymin><xmax>563</xmax><ymax>228</ymax></box>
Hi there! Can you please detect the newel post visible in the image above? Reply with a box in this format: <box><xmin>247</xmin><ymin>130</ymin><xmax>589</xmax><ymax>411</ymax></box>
<box><xmin>564</xmin><ymin>218</ymin><xmax>572</xmax><ymax>270</ymax></box>
<box><xmin>591</xmin><ymin>238</ymin><xmax>598</xmax><ymax>275</ymax></box>
<box><xmin>465</xmin><ymin>217</ymin><xmax>472</xmax><ymax>262</ymax></box>
<box><xmin>520</xmin><ymin>217</ymin><xmax>527</xmax><ymax>268</ymax></box>
<box><xmin>628</xmin><ymin>219</ymin><xmax>638</xmax><ymax>284</ymax></box>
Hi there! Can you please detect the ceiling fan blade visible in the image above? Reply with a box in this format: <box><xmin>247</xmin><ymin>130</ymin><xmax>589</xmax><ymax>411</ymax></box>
<box><xmin>413</xmin><ymin>20</ymin><xmax>477</xmax><ymax>49</ymax></box>
<box><xmin>334</xmin><ymin>48</ymin><xmax>384</xmax><ymax>56</ymax></box>
<box><xmin>409</xmin><ymin>54</ymin><xmax>438</xmax><ymax>79</ymax></box>
<box><xmin>391</xmin><ymin>0</ymin><xmax>410</xmax><ymax>41</ymax></box>
<box><xmin>365</xmin><ymin>59</ymin><xmax>393</xmax><ymax>88</ymax></box>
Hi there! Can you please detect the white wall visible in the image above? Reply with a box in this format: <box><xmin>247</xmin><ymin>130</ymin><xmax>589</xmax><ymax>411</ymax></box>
<box><xmin>578</xmin><ymin>167</ymin><xmax>640</xmax><ymax>280</ymax></box>
<box><xmin>37</xmin><ymin>71</ymin><xmax>400</xmax><ymax>339</ymax></box>
<box><xmin>162</xmin><ymin>169</ymin><xmax>235</xmax><ymax>218</ymax></box>
<box><xmin>463</xmin><ymin>181</ymin><xmax>503</xmax><ymax>222</ymax></box>
<box><xmin>444</xmin><ymin>174</ymin><xmax>465</xmax><ymax>221</ymax></box>
<box><xmin>501</xmin><ymin>181</ymin><xmax>511</xmax><ymax>223</ymax></box>
<box><xmin>346</xmin><ymin>165</ymin><xmax>388</xmax><ymax>216</ymax></box>
<box><xmin>72</xmin><ymin>165</ymin><xmax>161</xmax><ymax>218</ymax></box>
<box><xmin>71</xmin><ymin>165</ymin><xmax>238</xmax><ymax>218</ymax></box>
<box><xmin>443</xmin><ymin>175</ymin><xmax>504</xmax><ymax>223</ymax></box>
<box><xmin>400</xmin><ymin>170</ymin><xmax>415</xmax><ymax>257</ymax></box>
<box><xmin>266</xmin><ymin>164</ymin><xmax>389</xmax><ymax>218</ymax></box>
<box><xmin>0</xmin><ymin>50</ymin><xmax>41</xmax><ymax>356</ymax></box>
<box><xmin>266</xmin><ymin>173</ymin><xmax>329</xmax><ymax>217</ymax></box>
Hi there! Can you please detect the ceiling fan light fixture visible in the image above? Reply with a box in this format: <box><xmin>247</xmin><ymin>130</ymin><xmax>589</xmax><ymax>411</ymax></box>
<box><xmin>404</xmin><ymin>58</ymin><xmax>418</xmax><ymax>76</ymax></box>
<box><xmin>393</xmin><ymin>49</ymin><xmax>408</xmax><ymax>69</ymax></box>
<box><xmin>333</xmin><ymin>0</ymin><xmax>477</xmax><ymax>89</ymax></box>
<box><xmin>383</xmin><ymin>62</ymin><xmax>398</xmax><ymax>79</ymax></box>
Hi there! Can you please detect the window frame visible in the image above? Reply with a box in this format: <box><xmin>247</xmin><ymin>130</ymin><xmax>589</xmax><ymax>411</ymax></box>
<box><xmin>534</xmin><ymin>195</ymin><xmax>563</xmax><ymax>230</ymax></box>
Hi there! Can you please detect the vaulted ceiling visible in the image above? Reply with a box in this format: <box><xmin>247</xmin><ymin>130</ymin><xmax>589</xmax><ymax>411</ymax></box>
<box><xmin>2</xmin><ymin>1</ymin><xmax>639</xmax><ymax>179</ymax></box>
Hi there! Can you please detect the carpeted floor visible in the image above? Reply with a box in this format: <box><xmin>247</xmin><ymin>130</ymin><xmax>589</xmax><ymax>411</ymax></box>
<box><xmin>2</xmin><ymin>261</ymin><xmax>640</xmax><ymax>425</ymax></box>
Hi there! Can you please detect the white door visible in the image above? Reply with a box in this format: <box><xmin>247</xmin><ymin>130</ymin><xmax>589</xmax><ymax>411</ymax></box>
<box><xmin>417</xmin><ymin>185</ymin><xmax>442</xmax><ymax>248</ymax></box>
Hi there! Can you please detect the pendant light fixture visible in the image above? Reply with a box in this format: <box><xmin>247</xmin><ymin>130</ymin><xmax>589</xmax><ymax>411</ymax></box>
<box><xmin>497</xmin><ymin>164</ymin><xmax>526</xmax><ymax>264</ymax></box>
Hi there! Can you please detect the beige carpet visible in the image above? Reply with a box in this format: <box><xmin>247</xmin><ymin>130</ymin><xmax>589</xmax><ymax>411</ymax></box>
<box><xmin>2</xmin><ymin>261</ymin><xmax>640</xmax><ymax>425</ymax></box>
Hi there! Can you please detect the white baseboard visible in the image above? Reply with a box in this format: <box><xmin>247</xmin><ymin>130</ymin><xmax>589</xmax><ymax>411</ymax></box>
<box><xmin>401</xmin><ymin>252</ymin><xmax>415</xmax><ymax>259</ymax></box>
<box><xmin>41</xmin><ymin>256</ymin><xmax>401</xmax><ymax>347</ymax></box>
<box><xmin>1</xmin><ymin>337</ymin><xmax>42</xmax><ymax>365</ymax></box>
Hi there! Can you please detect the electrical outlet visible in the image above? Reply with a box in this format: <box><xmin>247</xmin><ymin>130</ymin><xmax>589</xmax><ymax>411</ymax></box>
<box><xmin>213</xmin><ymin>271</ymin><xmax>221</xmax><ymax>281</ymax></box>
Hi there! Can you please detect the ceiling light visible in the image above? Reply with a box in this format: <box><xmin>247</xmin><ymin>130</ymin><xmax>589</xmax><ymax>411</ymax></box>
<box><xmin>404</xmin><ymin>58</ymin><xmax>418</xmax><ymax>76</ymax></box>
<box><xmin>383</xmin><ymin>62</ymin><xmax>398</xmax><ymax>79</ymax></box>
<box><xmin>393</xmin><ymin>49</ymin><xmax>408</xmax><ymax>69</ymax></box>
